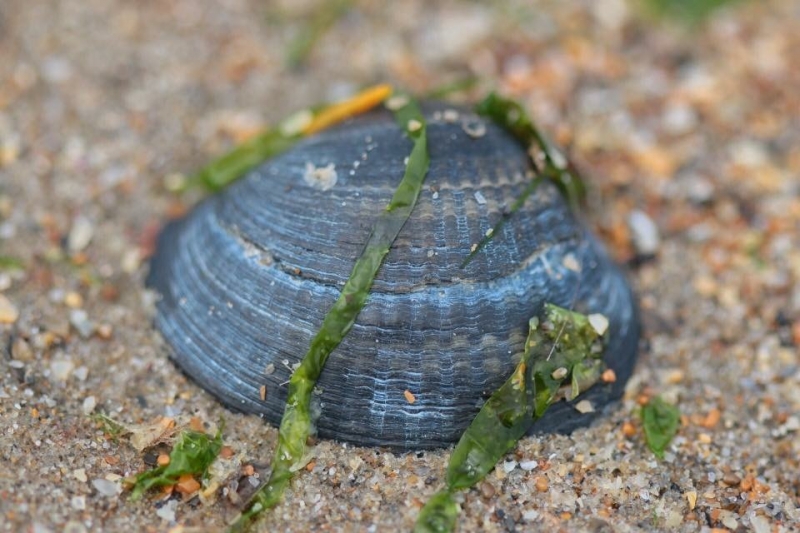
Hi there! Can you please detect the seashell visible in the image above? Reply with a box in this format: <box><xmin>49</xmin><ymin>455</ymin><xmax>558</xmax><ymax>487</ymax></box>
<box><xmin>147</xmin><ymin>103</ymin><xmax>640</xmax><ymax>450</ymax></box>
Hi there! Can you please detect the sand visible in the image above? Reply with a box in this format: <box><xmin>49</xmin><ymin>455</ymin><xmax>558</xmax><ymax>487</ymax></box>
<box><xmin>1</xmin><ymin>0</ymin><xmax>798</xmax><ymax>531</ymax></box>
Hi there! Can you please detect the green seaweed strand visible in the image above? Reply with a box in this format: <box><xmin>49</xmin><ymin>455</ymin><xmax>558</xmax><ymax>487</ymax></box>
<box><xmin>232</xmin><ymin>95</ymin><xmax>430</xmax><ymax>530</ymax></box>
<box><xmin>461</xmin><ymin>93</ymin><xmax>586</xmax><ymax>267</ymax></box>
<box><xmin>190</xmin><ymin>130</ymin><xmax>300</xmax><ymax>192</ymax></box>
<box><xmin>414</xmin><ymin>304</ymin><xmax>605</xmax><ymax>533</ymax></box>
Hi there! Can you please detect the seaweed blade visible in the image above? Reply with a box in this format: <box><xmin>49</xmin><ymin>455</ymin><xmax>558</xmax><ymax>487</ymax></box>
<box><xmin>233</xmin><ymin>94</ymin><xmax>430</xmax><ymax>529</ymax></box>
<box><xmin>414</xmin><ymin>304</ymin><xmax>605</xmax><ymax>533</ymax></box>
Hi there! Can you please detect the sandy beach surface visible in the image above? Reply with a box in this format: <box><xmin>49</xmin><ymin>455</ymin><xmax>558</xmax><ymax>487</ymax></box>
<box><xmin>1</xmin><ymin>0</ymin><xmax>798</xmax><ymax>531</ymax></box>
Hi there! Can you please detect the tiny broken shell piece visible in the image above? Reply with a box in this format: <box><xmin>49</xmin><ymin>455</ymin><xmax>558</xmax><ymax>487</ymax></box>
<box><xmin>588</xmin><ymin>313</ymin><xmax>610</xmax><ymax>336</ymax></box>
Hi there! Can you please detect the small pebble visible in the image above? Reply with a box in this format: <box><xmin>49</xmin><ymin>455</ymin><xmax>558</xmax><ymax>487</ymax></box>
<box><xmin>479</xmin><ymin>481</ymin><xmax>495</xmax><ymax>499</ymax></box>
<box><xmin>96</xmin><ymin>324</ymin><xmax>113</xmax><ymax>339</ymax></box>
<box><xmin>50</xmin><ymin>358</ymin><xmax>75</xmax><ymax>382</ymax></box>
<box><xmin>601</xmin><ymin>368</ymin><xmax>617</xmax><ymax>383</ymax></box>
<box><xmin>474</xmin><ymin>191</ymin><xmax>487</xmax><ymax>205</ymax></box>
<box><xmin>0</xmin><ymin>294</ymin><xmax>19</xmax><ymax>324</ymax></box>
<box><xmin>519</xmin><ymin>460</ymin><xmax>538</xmax><ymax>471</ymax></box>
<box><xmin>82</xmin><ymin>396</ymin><xmax>97</xmax><ymax>415</ymax></box>
<box><xmin>64</xmin><ymin>291</ymin><xmax>83</xmax><ymax>308</ymax></box>
<box><xmin>406</xmin><ymin>119</ymin><xmax>422</xmax><ymax>132</ymax></box>
<box><xmin>575</xmin><ymin>400</ymin><xmax>595</xmax><ymax>413</ymax></box>
<box><xmin>74</xmin><ymin>366</ymin><xmax>89</xmax><ymax>381</ymax></box>
<box><xmin>73</xmin><ymin>468</ymin><xmax>88</xmax><ymax>483</ymax></box>
<box><xmin>628</xmin><ymin>210</ymin><xmax>660</xmax><ymax>256</ymax></box>
<box><xmin>70</xmin><ymin>496</ymin><xmax>86</xmax><ymax>511</ymax></box>
<box><xmin>502</xmin><ymin>460</ymin><xmax>517</xmax><ymax>473</ymax></box>
<box><xmin>750</xmin><ymin>515</ymin><xmax>771</xmax><ymax>533</ymax></box>
<box><xmin>685</xmin><ymin>490</ymin><xmax>697</xmax><ymax>510</ymax></box>
<box><xmin>91</xmin><ymin>478</ymin><xmax>121</xmax><ymax>497</ymax></box>
<box><xmin>67</xmin><ymin>215</ymin><xmax>94</xmax><ymax>253</ymax></box>
<box><xmin>155</xmin><ymin>500</ymin><xmax>177</xmax><ymax>522</ymax></box>
<box><xmin>69</xmin><ymin>309</ymin><xmax>95</xmax><ymax>338</ymax></box>
<box><xmin>11</xmin><ymin>337</ymin><xmax>33</xmax><ymax>361</ymax></box>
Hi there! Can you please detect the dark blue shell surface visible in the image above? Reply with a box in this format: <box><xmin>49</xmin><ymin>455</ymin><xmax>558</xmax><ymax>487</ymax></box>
<box><xmin>147</xmin><ymin>104</ymin><xmax>640</xmax><ymax>449</ymax></box>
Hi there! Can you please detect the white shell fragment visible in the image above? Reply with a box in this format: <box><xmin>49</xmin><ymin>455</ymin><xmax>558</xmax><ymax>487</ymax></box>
<box><xmin>588</xmin><ymin>313</ymin><xmax>610</xmax><ymax>336</ymax></box>
<box><xmin>562</xmin><ymin>253</ymin><xmax>581</xmax><ymax>273</ymax></box>
<box><xmin>385</xmin><ymin>95</ymin><xmax>409</xmax><ymax>111</ymax></box>
<box><xmin>303</xmin><ymin>162</ymin><xmax>338</xmax><ymax>191</ymax></box>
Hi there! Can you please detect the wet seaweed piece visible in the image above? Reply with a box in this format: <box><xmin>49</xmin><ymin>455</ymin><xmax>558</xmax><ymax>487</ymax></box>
<box><xmin>0</xmin><ymin>255</ymin><xmax>24</xmax><ymax>271</ymax></box>
<box><xmin>414</xmin><ymin>304</ymin><xmax>606</xmax><ymax>533</ymax></box>
<box><xmin>185</xmin><ymin>84</ymin><xmax>391</xmax><ymax>192</ymax></box>
<box><xmin>461</xmin><ymin>92</ymin><xmax>586</xmax><ymax>267</ymax></box>
<box><xmin>127</xmin><ymin>426</ymin><xmax>223</xmax><ymax>500</ymax></box>
<box><xmin>641</xmin><ymin>0</ymin><xmax>744</xmax><ymax>24</ymax></box>
<box><xmin>475</xmin><ymin>92</ymin><xmax>586</xmax><ymax>208</ymax></box>
<box><xmin>232</xmin><ymin>94</ymin><xmax>430</xmax><ymax>530</ymax></box>
<box><xmin>641</xmin><ymin>395</ymin><xmax>680</xmax><ymax>459</ymax></box>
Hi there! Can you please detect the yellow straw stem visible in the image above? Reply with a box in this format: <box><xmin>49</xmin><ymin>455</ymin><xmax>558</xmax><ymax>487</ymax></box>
<box><xmin>303</xmin><ymin>84</ymin><xmax>393</xmax><ymax>135</ymax></box>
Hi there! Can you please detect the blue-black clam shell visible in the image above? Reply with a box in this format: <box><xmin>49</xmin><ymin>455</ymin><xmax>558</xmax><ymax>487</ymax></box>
<box><xmin>147</xmin><ymin>104</ymin><xmax>639</xmax><ymax>449</ymax></box>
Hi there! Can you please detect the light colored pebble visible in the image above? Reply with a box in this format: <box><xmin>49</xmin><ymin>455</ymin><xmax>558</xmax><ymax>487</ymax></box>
<box><xmin>502</xmin><ymin>460</ymin><xmax>517</xmax><ymax>473</ymax></box>
<box><xmin>70</xmin><ymin>496</ymin><xmax>86</xmax><ymax>511</ymax></box>
<box><xmin>82</xmin><ymin>396</ymin><xmax>97</xmax><ymax>415</ymax></box>
<box><xmin>69</xmin><ymin>309</ymin><xmax>95</xmax><ymax>338</ymax></box>
<box><xmin>121</xmin><ymin>249</ymin><xmax>141</xmax><ymax>274</ymax></box>
<box><xmin>11</xmin><ymin>337</ymin><xmax>33</xmax><ymax>361</ymax></box>
<box><xmin>50</xmin><ymin>358</ymin><xmax>75</xmax><ymax>382</ymax></box>
<box><xmin>628</xmin><ymin>209</ymin><xmax>660</xmax><ymax>256</ymax></box>
<box><xmin>719</xmin><ymin>510</ymin><xmax>739</xmax><ymax>530</ymax></box>
<box><xmin>74</xmin><ymin>365</ymin><xmax>89</xmax><ymax>381</ymax></box>
<box><xmin>67</xmin><ymin>215</ymin><xmax>94</xmax><ymax>253</ymax></box>
<box><xmin>64</xmin><ymin>291</ymin><xmax>83</xmax><ymax>308</ymax></box>
<box><xmin>73</xmin><ymin>468</ymin><xmax>88</xmax><ymax>483</ymax></box>
<box><xmin>522</xmin><ymin>509</ymin><xmax>539</xmax><ymax>521</ymax></box>
<box><xmin>519</xmin><ymin>460</ymin><xmax>538</xmax><ymax>471</ymax></box>
<box><xmin>0</xmin><ymin>294</ymin><xmax>19</xmax><ymax>324</ymax></box>
<box><xmin>575</xmin><ymin>400</ymin><xmax>595</xmax><ymax>413</ymax></box>
<box><xmin>91</xmin><ymin>478</ymin><xmax>121</xmax><ymax>497</ymax></box>
<box><xmin>750</xmin><ymin>515</ymin><xmax>771</xmax><ymax>533</ymax></box>
<box><xmin>63</xmin><ymin>521</ymin><xmax>87</xmax><ymax>533</ymax></box>
<box><xmin>155</xmin><ymin>499</ymin><xmax>177</xmax><ymax>521</ymax></box>
<box><xmin>474</xmin><ymin>191</ymin><xmax>487</xmax><ymax>205</ymax></box>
